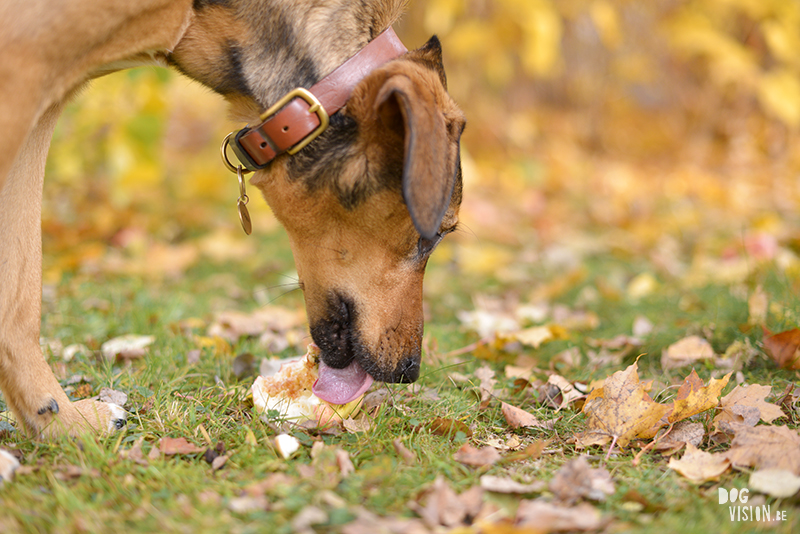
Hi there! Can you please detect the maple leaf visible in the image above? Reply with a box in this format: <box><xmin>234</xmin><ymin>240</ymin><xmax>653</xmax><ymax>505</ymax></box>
<box><xmin>725</xmin><ymin>424</ymin><xmax>800</xmax><ymax>475</ymax></box>
<box><xmin>713</xmin><ymin>384</ymin><xmax>784</xmax><ymax>432</ymax></box>
<box><xmin>579</xmin><ymin>361</ymin><xmax>670</xmax><ymax>448</ymax></box>
<box><xmin>762</xmin><ymin>327</ymin><xmax>800</xmax><ymax>369</ymax></box>
<box><xmin>666</xmin><ymin>369</ymin><xmax>731</xmax><ymax>424</ymax></box>
<box><xmin>667</xmin><ymin>442</ymin><xmax>730</xmax><ymax>483</ymax></box>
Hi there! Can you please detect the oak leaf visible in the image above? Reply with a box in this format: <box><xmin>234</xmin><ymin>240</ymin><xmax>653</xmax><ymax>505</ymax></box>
<box><xmin>580</xmin><ymin>362</ymin><xmax>669</xmax><ymax>448</ymax></box>
<box><xmin>667</xmin><ymin>443</ymin><xmax>730</xmax><ymax>483</ymax></box>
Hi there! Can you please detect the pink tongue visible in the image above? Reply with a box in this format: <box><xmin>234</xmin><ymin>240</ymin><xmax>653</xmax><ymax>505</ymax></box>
<box><xmin>312</xmin><ymin>359</ymin><xmax>374</xmax><ymax>404</ymax></box>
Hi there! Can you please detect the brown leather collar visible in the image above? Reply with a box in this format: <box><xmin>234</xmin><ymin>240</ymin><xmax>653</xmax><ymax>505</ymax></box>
<box><xmin>228</xmin><ymin>28</ymin><xmax>407</xmax><ymax>171</ymax></box>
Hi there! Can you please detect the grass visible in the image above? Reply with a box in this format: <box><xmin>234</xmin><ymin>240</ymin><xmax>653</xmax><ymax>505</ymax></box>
<box><xmin>1</xmin><ymin>228</ymin><xmax>799</xmax><ymax>534</ymax></box>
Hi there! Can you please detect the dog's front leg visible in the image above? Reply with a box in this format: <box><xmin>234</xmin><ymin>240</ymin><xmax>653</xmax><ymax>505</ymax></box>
<box><xmin>0</xmin><ymin>104</ymin><xmax>126</xmax><ymax>438</ymax></box>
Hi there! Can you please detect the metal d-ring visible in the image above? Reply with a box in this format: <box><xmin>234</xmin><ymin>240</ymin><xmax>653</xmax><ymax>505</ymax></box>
<box><xmin>220</xmin><ymin>132</ymin><xmax>253</xmax><ymax>175</ymax></box>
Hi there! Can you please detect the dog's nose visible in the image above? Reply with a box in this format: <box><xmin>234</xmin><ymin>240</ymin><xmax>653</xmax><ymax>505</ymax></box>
<box><xmin>390</xmin><ymin>355</ymin><xmax>420</xmax><ymax>383</ymax></box>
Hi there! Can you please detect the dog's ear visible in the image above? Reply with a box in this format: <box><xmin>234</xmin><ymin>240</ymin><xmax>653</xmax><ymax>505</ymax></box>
<box><xmin>375</xmin><ymin>74</ymin><xmax>457</xmax><ymax>240</ymax></box>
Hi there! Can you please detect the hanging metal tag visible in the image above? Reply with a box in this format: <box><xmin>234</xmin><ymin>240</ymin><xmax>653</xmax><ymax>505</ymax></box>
<box><xmin>236</xmin><ymin>166</ymin><xmax>252</xmax><ymax>235</ymax></box>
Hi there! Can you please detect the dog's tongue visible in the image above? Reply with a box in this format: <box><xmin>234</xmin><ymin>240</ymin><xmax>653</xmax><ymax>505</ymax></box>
<box><xmin>313</xmin><ymin>359</ymin><xmax>374</xmax><ymax>405</ymax></box>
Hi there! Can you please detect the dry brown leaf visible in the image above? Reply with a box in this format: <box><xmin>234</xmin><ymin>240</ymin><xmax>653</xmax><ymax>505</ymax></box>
<box><xmin>540</xmin><ymin>374</ymin><xmax>584</xmax><ymax>411</ymax></box>
<box><xmin>516</xmin><ymin>500</ymin><xmax>604</xmax><ymax>531</ymax></box>
<box><xmin>453</xmin><ymin>444</ymin><xmax>501</xmax><ymax>467</ymax></box>
<box><xmin>501</xmin><ymin>402</ymin><xmax>549</xmax><ymax>429</ymax></box>
<box><xmin>479</xmin><ymin>475</ymin><xmax>545</xmax><ymax>494</ymax></box>
<box><xmin>667</xmin><ymin>442</ymin><xmax>730</xmax><ymax>483</ymax></box>
<box><xmin>763</xmin><ymin>327</ymin><xmax>800</xmax><ymax>369</ymax></box>
<box><xmin>158</xmin><ymin>437</ymin><xmax>205</xmax><ymax>456</ymax></box>
<box><xmin>413</xmin><ymin>476</ymin><xmax>473</xmax><ymax>528</ymax></box>
<box><xmin>580</xmin><ymin>361</ymin><xmax>670</xmax><ymax>448</ymax></box>
<box><xmin>666</xmin><ymin>369</ymin><xmax>731</xmax><ymax>424</ymax></box>
<box><xmin>725</xmin><ymin>424</ymin><xmax>800</xmax><ymax>475</ymax></box>
<box><xmin>392</xmin><ymin>439</ymin><xmax>417</xmax><ymax>464</ymax></box>
<box><xmin>548</xmin><ymin>456</ymin><xmax>615</xmax><ymax>504</ymax></box>
<box><xmin>661</xmin><ymin>335</ymin><xmax>715</xmax><ymax>370</ymax></box>
<box><xmin>652</xmin><ymin>421</ymin><xmax>705</xmax><ymax>453</ymax></box>
<box><xmin>474</xmin><ymin>365</ymin><xmax>497</xmax><ymax>410</ymax></box>
<box><xmin>713</xmin><ymin>384</ymin><xmax>784</xmax><ymax>432</ymax></box>
<box><xmin>427</xmin><ymin>417</ymin><xmax>473</xmax><ymax>439</ymax></box>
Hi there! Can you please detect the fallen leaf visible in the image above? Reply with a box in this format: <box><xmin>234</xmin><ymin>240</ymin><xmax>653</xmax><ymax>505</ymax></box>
<box><xmin>667</xmin><ymin>442</ymin><xmax>730</xmax><ymax>483</ymax></box>
<box><xmin>413</xmin><ymin>476</ymin><xmax>473</xmax><ymax>528</ymax></box>
<box><xmin>53</xmin><ymin>465</ymin><xmax>101</xmax><ymax>481</ymax></box>
<box><xmin>158</xmin><ymin>437</ymin><xmax>204</xmax><ymax>456</ymax></box>
<box><xmin>501</xmin><ymin>402</ymin><xmax>549</xmax><ymax>429</ymax></box>
<box><xmin>335</xmin><ymin>449</ymin><xmax>355</xmax><ymax>478</ymax></box>
<box><xmin>428</xmin><ymin>417</ymin><xmax>473</xmax><ymax>438</ymax></box>
<box><xmin>713</xmin><ymin>384</ymin><xmax>784</xmax><ymax>432</ymax></box>
<box><xmin>274</xmin><ymin>434</ymin><xmax>300</xmax><ymax>459</ymax></box>
<box><xmin>474</xmin><ymin>366</ymin><xmax>497</xmax><ymax>409</ymax></box>
<box><xmin>763</xmin><ymin>327</ymin><xmax>800</xmax><ymax>369</ymax></box>
<box><xmin>515</xmin><ymin>325</ymin><xmax>554</xmax><ymax>348</ymax></box>
<box><xmin>652</xmin><ymin>421</ymin><xmax>705</xmax><ymax>453</ymax></box>
<box><xmin>580</xmin><ymin>361</ymin><xmax>670</xmax><ymax>448</ymax></box>
<box><xmin>480</xmin><ymin>475</ymin><xmax>545</xmax><ymax>494</ymax></box>
<box><xmin>725</xmin><ymin>424</ymin><xmax>800</xmax><ymax>475</ymax></box>
<box><xmin>540</xmin><ymin>374</ymin><xmax>584</xmax><ymax>411</ymax></box>
<box><xmin>748</xmin><ymin>469</ymin><xmax>800</xmax><ymax>498</ymax></box>
<box><xmin>343</xmin><ymin>416</ymin><xmax>372</xmax><ymax>434</ymax></box>
<box><xmin>516</xmin><ymin>500</ymin><xmax>604</xmax><ymax>531</ymax></box>
<box><xmin>548</xmin><ymin>456</ymin><xmax>615</xmax><ymax>504</ymax></box>
<box><xmin>661</xmin><ymin>335</ymin><xmax>715</xmax><ymax>370</ymax></box>
<box><xmin>392</xmin><ymin>439</ymin><xmax>417</xmax><ymax>464</ymax></box>
<box><xmin>0</xmin><ymin>450</ymin><xmax>20</xmax><ymax>485</ymax></box>
<box><xmin>453</xmin><ymin>444</ymin><xmax>501</xmax><ymax>467</ymax></box>
<box><xmin>100</xmin><ymin>334</ymin><xmax>155</xmax><ymax>361</ymax></box>
<box><xmin>667</xmin><ymin>370</ymin><xmax>731</xmax><ymax>423</ymax></box>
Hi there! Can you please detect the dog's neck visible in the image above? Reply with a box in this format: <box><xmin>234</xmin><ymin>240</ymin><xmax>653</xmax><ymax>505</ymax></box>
<box><xmin>229</xmin><ymin>28</ymin><xmax>407</xmax><ymax>171</ymax></box>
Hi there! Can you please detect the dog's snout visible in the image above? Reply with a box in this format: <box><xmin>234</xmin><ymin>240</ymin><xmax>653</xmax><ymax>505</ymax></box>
<box><xmin>390</xmin><ymin>355</ymin><xmax>420</xmax><ymax>383</ymax></box>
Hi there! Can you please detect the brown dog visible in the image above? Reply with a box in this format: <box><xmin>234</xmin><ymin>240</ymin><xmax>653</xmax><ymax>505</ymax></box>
<box><xmin>0</xmin><ymin>0</ymin><xmax>464</xmax><ymax>438</ymax></box>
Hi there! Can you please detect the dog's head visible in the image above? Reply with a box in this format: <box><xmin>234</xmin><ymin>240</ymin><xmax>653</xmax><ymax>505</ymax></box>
<box><xmin>253</xmin><ymin>38</ymin><xmax>464</xmax><ymax>391</ymax></box>
<box><xmin>170</xmin><ymin>2</ymin><xmax>464</xmax><ymax>396</ymax></box>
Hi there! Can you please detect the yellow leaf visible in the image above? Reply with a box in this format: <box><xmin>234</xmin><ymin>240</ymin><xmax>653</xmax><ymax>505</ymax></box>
<box><xmin>758</xmin><ymin>69</ymin><xmax>800</xmax><ymax>128</ymax></box>
<box><xmin>590</xmin><ymin>0</ymin><xmax>621</xmax><ymax>50</ymax></box>
<box><xmin>668</xmin><ymin>443</ymin><xmax>730</xmax><ymax>483</ymax></box>
<box><xmin>667</xmin><ymin>370</ymin><xmax>731</xmax><ymax>424</ymax></box>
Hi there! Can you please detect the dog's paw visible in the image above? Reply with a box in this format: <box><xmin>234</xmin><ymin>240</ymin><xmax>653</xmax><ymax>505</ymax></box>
<box><xmin>37</xmin><ymin>398</ymin><xmax>59</xmax><ymax>416</ymax></box>
<box><xmin>0</xmin><ymin>449</ymin><xmax>20</xmax><ymax>485</ymax></box>
<box><xmin>73</xmin><ymin>399</ymin><xmax>127</xmax><ymax>434</ymax></box>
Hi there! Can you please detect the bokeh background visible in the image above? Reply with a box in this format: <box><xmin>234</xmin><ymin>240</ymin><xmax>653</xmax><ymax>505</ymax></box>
<box><xmin>43</xmin><ymin>0</ymin><xmax>800</xmax><ymax>297</ymax></box>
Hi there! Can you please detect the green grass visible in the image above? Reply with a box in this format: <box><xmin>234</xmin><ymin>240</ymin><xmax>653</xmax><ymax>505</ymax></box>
<box><xmin>1</xmin><ymin>232</ymin><xmax>799</xmax><ymax>533</ymax></box>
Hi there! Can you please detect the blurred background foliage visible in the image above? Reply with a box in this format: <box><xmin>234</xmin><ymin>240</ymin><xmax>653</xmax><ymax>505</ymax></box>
<box><xmin>43</xmin><ymin>0</ymin><xmax>799</xmax><ymax>289</ymax></box>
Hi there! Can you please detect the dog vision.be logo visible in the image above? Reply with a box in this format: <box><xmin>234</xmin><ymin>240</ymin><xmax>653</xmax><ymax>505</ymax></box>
<box><xmin>719</xmin><ymin>487</ymin><xmax>789</xmax><ymax>523</ymax></box>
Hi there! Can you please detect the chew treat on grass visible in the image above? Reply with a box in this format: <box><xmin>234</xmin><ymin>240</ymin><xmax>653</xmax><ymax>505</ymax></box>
<box><xmin>252</xmin><ymin>344</ymin><xmax>372</xmax><ymax>427</ymax></box>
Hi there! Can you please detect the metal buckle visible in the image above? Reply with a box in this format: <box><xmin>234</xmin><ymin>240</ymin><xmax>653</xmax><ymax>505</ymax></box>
<box><xmin>259</xmin><ymin>87</ymin><xmax>330</xmax><ymax>155</ymax></box>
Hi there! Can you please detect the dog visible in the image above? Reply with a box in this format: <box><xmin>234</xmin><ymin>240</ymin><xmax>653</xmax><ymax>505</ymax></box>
<box><xmin>0</xmin><ymin>0</ymin><xmax>465</xmax><ymax>438</ymax></box>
